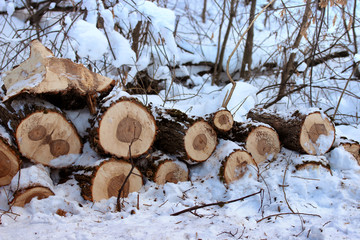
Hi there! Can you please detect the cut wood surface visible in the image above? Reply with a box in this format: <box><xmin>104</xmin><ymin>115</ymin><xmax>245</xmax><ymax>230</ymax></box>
<box><xmin>0</xmin><ymin>137</ymin><xmax>20</xmax><ymax>186</ymax></box>
<box><xmin>205</xmin><ymin>109</ymin><xmax>234</xmax><ymax>132</ymax></box>
<box><xmin>75</xmin><ymin>158</ymin><xmax>143</xmax><ymax>202</ymax></box>
<box><xmin>293</xmin><ymin>155</ymin><xmax>331</xmax><ymax>173</ymax></box>
<box><xmin>334</xmin><ymin>137</ymin><xmax>360</xmax><ymax>165</ymax></box>
<box><xmin>11</xmin><ymin>186</ymin><xmax>55</xmax><ymax>207</ymax></box>
<box><xmin>153</xmin><ymin>107</ymin><xmax>217</xmax><ymax>164</ymax></box>
<box><xmin>90</xmin><ymin>97</ymin><xmax>156</xmax><ymax>159</ymax></box>
<box><xmin>15</xmin><ymin>108</ymin><xmax>82</xmax><ymax>166</ymax></box>
<box><xmin>247</xmin><ymin>108</ymin><xmax>335</xmax><ymax>155</ymax></box>
<box><xmin>136</xmin><ymin>151</ymin><xmax>189</xmax><ymax>185</ymax></box>
<box><xmin>2</xmin><ymin>40</ymin><xmax>114</xmax><ymax>109</ymax></box>
<box><xmin>219</xmin><ymin>121</ymin><xmax>280</xmax><ymax>164</ymax></box>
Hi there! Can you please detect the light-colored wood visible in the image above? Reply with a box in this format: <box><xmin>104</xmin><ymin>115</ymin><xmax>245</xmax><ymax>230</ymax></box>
<box><xmin>212</xmin><ymin>109</ymin><xmax>234</xmax><ymax>132</ymax></box>
<box><xmin>98</xmin><ymin>100</ymin><xmax>156</xmax><ymax>158</ymax></box>
<box><xmin>11</xmin><ymin>186</ymin><xmax>54</xmax><ymax>207</ymax></box>
<box><xmin>184</xmin><ymin>120</ymin><xmax>217</xmax><ymax>163</ymax></box>
<box><xmin>91</xmin><ymin>159</ymin><xmax>143</xmax><ymax>202</ymax></box>
<box><xmin>0</xmin><ymin>139</ymin><xmax>20</xmax><ymax>186</ymax></box>
<box><xmin>341</xmin><ymin>143</ymin><xmax>360</xmax><ymax>165</ymax></box>
<box><xmin>300</xmin><ymin>112</ymin><xmax>335</xmax><ymax>155</ymax></box>
<box><xmin>245</xmin><ymin>126</ymin><xmax>280</xmax><ymax>164</ymax></box>
<box><xmin>154</xmin><ymin>160</ymin><xmax>189</xmax><ymax>185</ymax></box>
<box><xmin>223</xmin><ymin>149</ymin><xmax>254</xmax><ymax>184</ymax></box>
<box><xmin>16</xmin><ymin>111</ymin><xmax>82</xmax><ymax>166</ymax></box>
<box><xmin>3</xmin><ymin>40</ymin><xmax>114</xmax><ymax>100</ymax></box>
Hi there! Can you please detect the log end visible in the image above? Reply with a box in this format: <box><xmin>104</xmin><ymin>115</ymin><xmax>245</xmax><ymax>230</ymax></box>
<box><xmin>300</xmin><ymin>112</ymin><xmax>335</xmax><ymax>155</ymax></box>
<box><xmin>245</xmin><ymin>126</ymin><xmax>281</xmax><ymax>164</ymax></box>
<box><xmin>184</xmin><ymin>120</ymin><xmax>217</xmax><ymax>163</ymax></box>
<box><xmin>223</xmin><ymin>150</ymin><xmax>254</xmax><ymax>184</ymax></box>
<box><xmin>0</xmin><ymin>140</ymin><xmax>20</xmax><ymax>186</ymax></box>
<box><xmin>91</xmin><ymin>159</ymin><xmax>143</xmax><ymax>202</ymax></box>
<box><xmin>11</xmin><ymin>186</ymin><xmax>54</xmax><ymax>207</ymax></box>
<box><xmin>212</xmin><ymin>110</ymin><xmax>234</xmax><ymax>132</ymax></box>
<box><xmin>340</xmin><ymin>142</ymin><xmax>360</xmax><ymax>165</ymax></box>
<box><xmin>154</xmin><ymin>160</ymin><xmax>189</xmax><ymax>185</ymax></box>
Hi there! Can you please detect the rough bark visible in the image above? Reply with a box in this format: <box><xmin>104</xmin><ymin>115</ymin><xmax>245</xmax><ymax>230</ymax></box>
<box><xmin>219</xmin><ymin>121</ymin><xmax>280</xmax><ymax>164</ymax></box>
<box><xmin>89</xmin><ymin>97</ymin><xmax>156</xmax><ymax>159</ymax></box>
<box><xmin>135</xmin><ymin>151</ymin><xmax>189</xmax><ymax>185</ymax></box>
<box><xmin>152</xmin><ymin>106</ymin><xmax>217</xmax><ymax>164</ymax></box>
<box><xmin>204</xmin><ymin>109</ymin><xmax>234</xmax><ymax>133</ymax></box>
<box><xmin>247</xmin><ymin>108</ymin><xmax>335</xmax><ymax>155</ymax></box>
<box><xmin>2</xmin><ymin>40</ymin><xmax>115</xmax><ymax>110</ymax></box>
<box><xmin>74</xmin><ymin>158</ymin><xmax>143</xmax><ymax>202</ymax></box>
<box><xmin>0</xmin><ymin>98</ymin><xmax>82</xmax><ymax>167</ymax></box>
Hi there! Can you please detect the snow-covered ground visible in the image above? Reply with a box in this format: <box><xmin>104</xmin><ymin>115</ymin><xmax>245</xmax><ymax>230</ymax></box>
<box><xmin>1</xmin><ymin>0</ymin><xmax>360</xmax><ymax>239</ymax></box>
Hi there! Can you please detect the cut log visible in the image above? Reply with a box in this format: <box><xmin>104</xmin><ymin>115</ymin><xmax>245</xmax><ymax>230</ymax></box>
<box><xmin>205</xmin><ymin>109</ymin><xmax>234</xmax><ymax>133</ymax></box>
<box><xmin>2</xmin><ymin>40</ymin><xmax>114</xmax><ymax>109</ymax></box>
<box><xmin>293</xmin><ymin>155</ymin><xmax>331</xmax><ymax>173</ymax></box>
<box><xmin>247</xmin><ymin>108</ymin><xmax>335</xmax><ymax>155</ymax></box>
<box><xmin>89</xmin><ymin>97</ymin><xmax>156</xmax><ymax>159</ymax></box>
<box><xmin>0</xmin><ymin>135</ymin><xmax>20</xmax><ymax>186</ymax></box>
<box><xmin>3</xmin><ymin>99</ymin><xmax>83</xmax><ymax>167</ymax></box>
<box><xmin>136</xmin><ymin>151</ymin><xmax>189</xmax><ymax>185</ymax></box>
<box><xmin>75</xmin><ymin>158</ymin><xmax>143</xmax><ymax>202</ymax></box>
<box><xmin>219</xmin><ymin>121</ymin><xmax>280</xmax><ymax>164</ymax></box>
<box><xmin>217</xmin><ymin>141</ymin><xmax>255</xmax><ymax>184</ymax></box>
<box><xmin>10</xmin><ymin>164</ymin><xmax>55</xmax><ymax>207</ymax></box>
<box><xmin>153</xmin><ymin>106</ymin><xmax>217</xmax><ymax>164</ymax></box>
<box><xmin>334</xmin><ymin>137</ymin><xmax>360</xmax><ymax>165</ymax></box>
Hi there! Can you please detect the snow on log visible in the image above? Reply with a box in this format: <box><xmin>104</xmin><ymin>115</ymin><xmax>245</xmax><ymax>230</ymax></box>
<box><xmin>333</xmin><ymin>137</ymin><xmax>360</xmax><ymax>165</ymax></box>
<box><xmin>10</xmin><ymin>164</ymin><xmax>55</xmax><ymax>207</ymax></box>
<box><xmin>204</xmin><ymin>109</ymin><xmax>234</xmax><ymax>133</ymax></box>
<box><xmin>136</xmin><ymin>151</ymin><xmax>189</xmax><ymax>185</ymax></box>
<box><xmin>293</xmin><ymin>155</ymin><xmax>331</xmax><ymax>172</ymax></box>
<box><xmin>89</xmin><ymin>97</ymin><xmax>156</xmax><ymax>159</ymax></box>
<box><xmin>0</xmin><ymin>134</ymin><xmax>20</xmax><ymax>186</ymax></box>
<box><xmin>74</xmin><ymin>158</ymin><xmax>143</xmax><ymax>202</ymax></box>
<box><xmin>3</xmin><ymin>99</ymin><xmax>82</xmax><ymax>167</ymax></box>
<box><xmin>2</xmin><ymin>40</ymin><xmax>114</xmax><ymax>109</ymax></box>
<box><xmin>247</xmin><ymin>108</ymin><xmax>335</xmax><ymax>155</ymax></box>
<box><xmin>219</xmin><ymin>121</ymin><xmax>280</xmax><ymax>164</ymax></box>
<box><xmin>152</xmin><ymin>106</ymin><xmax>217</xmax><ymax>164</ymax></box>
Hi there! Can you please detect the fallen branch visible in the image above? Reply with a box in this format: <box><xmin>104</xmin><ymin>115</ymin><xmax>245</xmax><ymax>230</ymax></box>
<box><xmin>171</xmin><ymin>189</ymin><xmax>263</xmax><ymax>216</ymax></box>
<box><xmin>256</xmin><ymin>212</ymin><xmax>321</xmax><ymax>223</ymax></box>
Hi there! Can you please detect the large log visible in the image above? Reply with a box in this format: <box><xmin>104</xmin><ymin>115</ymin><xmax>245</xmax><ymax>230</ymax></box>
<box><xmin>89</xmin><ymin>97</ymin><xmax>156</xmax><ymax>159</ymax></box>
<box><xmin>219</xmin><ymin>121</ymin><xmax>280</xmax><ymax>164</ymax></box>
<box><xmin>10</xmin><ymin>164</ymin><xmax>55</xmax><ymax>207</ymax></box>
<box><xmin>247</xmin><ymin>108</ymin><xmax>335</xmax><ymax>155</ymax></box>
<box><xmin>136</xmin><ymin>151</ymin><xmax>189</xmax><ymax>185</ymax></box>
<box><xmin>2</xmin><ymin>40</ymin><xmax>114</xmax><ymax>110</ymax></box>
<box><xmin>75</xmin><ymin>158</ymin><xmax>143</xmax><ymax>202</ymax></box>
<box><xmin>1</xmin><ymin>98</ymin><xmax>82</xmax><ymax>167</ymax></box>
<box><xmin>0</xmin><ymin>131</ymin><xmax>20</xmax><ymax>186</ymax></box>
<box><xmin>153</xmin><ymin>106</ymin><xmax>217</xmax><ymax>164</ymax></box>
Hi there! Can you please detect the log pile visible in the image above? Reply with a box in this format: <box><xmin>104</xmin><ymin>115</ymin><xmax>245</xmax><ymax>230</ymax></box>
<box><xmin>0</xmin><ymin>40</ymin><xmax>356</xmax><ymax>208</ymax></box>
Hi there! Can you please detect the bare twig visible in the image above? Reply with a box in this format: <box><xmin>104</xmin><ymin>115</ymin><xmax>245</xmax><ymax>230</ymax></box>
<box><xmin>256</xmin><ymin>212</ymin><xmax>321</xmax><ymax>223</ymax></box>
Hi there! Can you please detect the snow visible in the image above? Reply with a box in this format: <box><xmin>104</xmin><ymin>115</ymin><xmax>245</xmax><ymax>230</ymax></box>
<box><xmin>0</xmin><ymin>0</ymin><xmax>360</xmax><ymax>239</ymax></box>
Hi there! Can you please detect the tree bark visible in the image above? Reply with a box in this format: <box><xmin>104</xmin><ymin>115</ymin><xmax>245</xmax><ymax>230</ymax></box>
<box><xmin>89</xmin><ymin>97</ymin><xmax>156</xmax><ymax>159</ymax></box>
<box><xmin>153</xmin><ymin>106</ymin><xmax>217</xmax><ymax>164</ymax></box>
<box><xmin>74</xmin><ymin>158</ymin><xmax>143</xmax><ymax>202</ymax></box>
<box><xmin>247</xmin><ymin>108</ymin><xmax>335</xmax><ymax>155</ymax></box>
<box><xmin>219</xmin><ymin>121</ymin><xmax>281</xmax><ymax>164</ymax></box>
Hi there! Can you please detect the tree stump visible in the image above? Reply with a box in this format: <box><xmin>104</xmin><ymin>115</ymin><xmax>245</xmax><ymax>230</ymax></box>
<box><xmin>219</xmin><ymin>121</ymin><xmax>280</xmax><ymax>164</ymax></box>
<box><xmin>10</xmin><ymin>165</ymin><xmax>55</xmax><ymax>207</ymax></box>
<box><xmin>205</xmin><ymin>109</ymin><xmax>234</xmax><ymax>133</ymax></box>
<box><xmin>75</xmin><ymin>158</ymin><xmax>143</xmax><ymax>202</ymax></box>
<box><xmin>136</xmin><ymin>151</ymin><xmax>189</xmax><ymax>185</ymax></box>
<box><xmin>334</xmin><ymin>137</ymin><xmax>360</xmax><ymax>165</ymax></box>
<box><xmin>89</xmin><ymin>97</ymin><xmax>156</xmax><ymax>159</ymax></box>
<box><xmin>247</xmin><ymin>108</ymin><xmax>335</xmax><ymax>155</ymax></box>
<box><xmin>4</xmin><ymin>99</ymin><xmax>83</xmax><ymax>167</ymax></box>
<box><xmin>2</xmin><ymin>40</ymin><xmax>114</xmax><ymax>110</ymax></box>
<box><xmin>153</xmin><ymin>106</ymin><xmax>217</xmax><ymax>164</ymax></box>
<box><xmin>0</xmin><ymin>135</ymin><xmax>20</xmax><ymax>186</ymax></box>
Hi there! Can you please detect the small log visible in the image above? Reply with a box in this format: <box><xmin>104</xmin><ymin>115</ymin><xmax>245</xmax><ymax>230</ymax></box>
<box><xmin>219</xmin><ymin>121</ymin><xmax>280</xmax><ymax>164</ymax></box>
<box><xmin>153</xmin><ymin>106</ymin><xmax>217</xmax><ymax>164</ymax></box>
<box><xmin>205</xmin><ymin>109</ymin><xmax>234</xmax><ymax>133</ymax></box>
<box><xmin>10</xmin><ymin>164</ymin><xmax>55</xmax><ymax>207</ymax></box>
<box><xmin>293</xmin><ymin>155</ymin><xmax>331</xmax><ymax>172</ymax></box>
<box><xmin>0</xmin><ymin>134</ymin><xmax>20</xmax><ymax>186</ymax></box>
<box><xmin>247</xmin><ymin>108</ymin><xmax>335</xmax><ymax>155</ymax></box>
<box><xmin>3</xmin><ymin>99</ymin><xmax>82</xmax><ymax>167</ymax></box>
<box><xmin>217</xmin><ymin>141</ymin><xmax>255</xmax><ymax>184</ymax></box>
<box><xmin>89</xmin><ymin>97</ymin><xmax>156</xmax><ymax>159</ymax></box>
<box><xmin>136</xmin><ymin>151</ymin><xmax>189</xmax><ymax>185</ymax></box>
<box><xmin>75</xmin><ymin>158</ymin><xmax>143</xmax><ymax>202</ymax></box>
<box><xmin>2</xmin><ymin>40</ymin><xmax>114</xmax><ymax>109</ymax></box>
<box><xmin>334</xmin><ymin>137</ymin><xmax>360</xmax><ymax>165</ymax></box>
